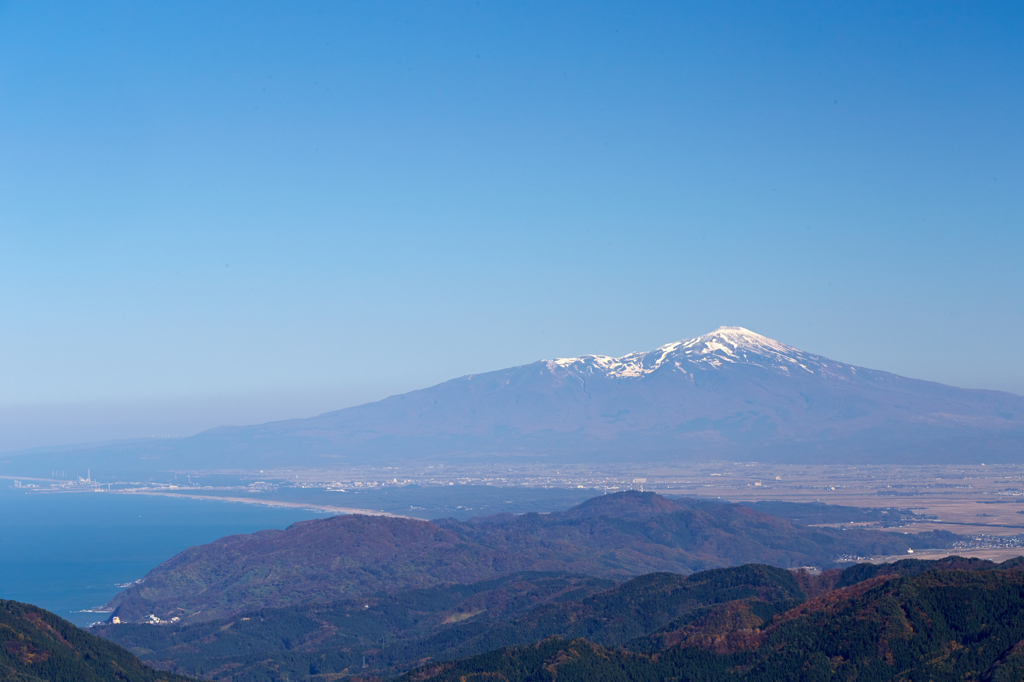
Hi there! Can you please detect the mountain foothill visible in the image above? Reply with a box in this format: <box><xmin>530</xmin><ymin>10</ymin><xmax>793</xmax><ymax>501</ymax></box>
<box><xmin>93</xmin><ymin>556</ymin><xmax>1024</xmax><ymax>682</ymax></box>
<box><xmin>102</xmin><ymin>492</ymin><xmax>959</xmax><ymax>625</ymax></box>
<box><xmin>9</xmin><ymin>494</ymin><xmax>1024</xmax><ymax>682</ymax></box>
<box><xmin>82</xmin><ymin>492</ymin><xmax>1022</xmax><ymax>682</ymax></box>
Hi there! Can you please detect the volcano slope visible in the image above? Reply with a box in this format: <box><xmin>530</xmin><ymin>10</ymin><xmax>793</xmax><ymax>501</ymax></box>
<box><xmin>103</xmin><ymin>492</ymin><xmax>957</xmax><ymax>624</ymax></box>
<box><xmin>178</xmin><ymin>326</ymin><xmax>1024</xmax><ymax>466</ymax></box>
<box><xmin>13</xmin><ymin>326</ymin><xmax>1024</xmax><ymax>477</ymax></box>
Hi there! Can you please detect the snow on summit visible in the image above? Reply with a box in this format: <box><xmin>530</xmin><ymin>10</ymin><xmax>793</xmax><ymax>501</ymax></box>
<box><xmin>82</xmin><ymin>324</ymin><xmax>1024</xmax><ymax>470</ymax></box>
<box><xmin>548</xmin><ymin>326</ymin><xmax>826</xmax><ymax>378</ymax></box>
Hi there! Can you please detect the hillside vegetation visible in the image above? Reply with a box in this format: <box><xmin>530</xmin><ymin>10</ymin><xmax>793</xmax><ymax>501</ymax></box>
<box><xmin>97</xmin><ymin>564</ymin><xmax>813</xmax><ymax>680</ymax></box>
<box><xmin>0</xmin><ymin>598</ymin><xmax>196</xmax><ymax>682</ymax></box>
<box><xmin>402</xmin><ymin>559</ymin><xmax>1024</xmax><ymax>682</ymax></box>
<box><xmin>96</xmin><ymin>559</ymin><xmax>1020</xmax><ymax>681</ymax></box>
<box><xmin>103</xmin><ymin>492</ymin><xmax>958</xmax><ymax>624</ymax></box>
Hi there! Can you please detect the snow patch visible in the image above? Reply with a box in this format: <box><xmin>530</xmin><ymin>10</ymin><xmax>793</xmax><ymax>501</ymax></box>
<box><xmin>548</xmin><ymin>326</ymin><xmax>826</xmax><ymax>379</ymax></box>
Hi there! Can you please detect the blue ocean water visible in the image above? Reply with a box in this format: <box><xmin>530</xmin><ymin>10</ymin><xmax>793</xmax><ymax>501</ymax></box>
<box><xmin>0</xmin><ymin>481</ymin><xmax>330</xmax><ymax>627</ymax></box>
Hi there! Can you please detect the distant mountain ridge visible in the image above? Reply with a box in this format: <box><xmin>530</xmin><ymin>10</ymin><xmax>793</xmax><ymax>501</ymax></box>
<box><xmin>8</xmin><ymin>326</ymin><xmax>1024</xmax><ymax>472</ymax></box>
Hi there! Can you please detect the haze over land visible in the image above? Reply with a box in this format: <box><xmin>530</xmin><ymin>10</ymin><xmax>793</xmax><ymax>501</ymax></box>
<box><xmin>6</xmin><ymin>326</ymin><xmax>1021</xmax><ymax>477</ymax></box>
<box><xmin>1</xmin><ymin>4</ymin><xmax>1023</xmax><ymax>681</ymax></box>
<box><xmin>3</xmin><ymin>3</ymin><xmax>1023</xmax><ymax>455</ymax></box>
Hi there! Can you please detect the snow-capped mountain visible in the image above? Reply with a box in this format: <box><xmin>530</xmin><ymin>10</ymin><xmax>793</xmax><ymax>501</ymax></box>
<box><xmin>12</xmin><ymin>327</ymin><xmax>1024</xmax><ymax>472</ymax></box>
<box><xmin>548</xmin><ymin>326</ymin><xmax>843</xmax><ymax>378</ymax></box>
<box><xmin>167</xmin><ymin>325</ymin><xmax>1023</xmax><ymax>468</ymax></box>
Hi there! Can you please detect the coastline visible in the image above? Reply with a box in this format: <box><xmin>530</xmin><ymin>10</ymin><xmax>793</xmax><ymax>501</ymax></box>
<box><xmin>111</xmin><ymin>489</ymin><xmax>410</xmax><ymax>518</ymax></box>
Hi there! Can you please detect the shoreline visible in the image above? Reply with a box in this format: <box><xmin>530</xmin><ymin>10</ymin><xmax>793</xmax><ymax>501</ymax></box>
<box><xmin>111</xmin><ymin>490</ymin><xmax>410</xmax><ymax>518</ymax></box>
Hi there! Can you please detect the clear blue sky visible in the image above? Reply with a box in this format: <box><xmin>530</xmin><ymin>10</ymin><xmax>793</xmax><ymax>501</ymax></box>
<box><xmin>1</xmin><ymin>1</ymin><xmax>1022</xmax><ymax>451</ymax></box>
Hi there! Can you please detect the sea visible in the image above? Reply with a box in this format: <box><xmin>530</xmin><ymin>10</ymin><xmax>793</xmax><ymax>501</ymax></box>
<box><xmin>0</xmin><ymin>480</ymin><xmax>330</xmax><ymax>627</ymax></box>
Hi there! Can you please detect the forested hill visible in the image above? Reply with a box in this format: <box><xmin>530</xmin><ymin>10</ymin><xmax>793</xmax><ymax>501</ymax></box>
<box><xmin>0</xmin><ymin>598</ymin><xmax>196</xmax><ymax>682</ymax></box>
<box><xmin>401</xmin><ymin>559</ymin><xmax>1024</xmax><ymax>682</ymax></box>
<box><xmin>96</xmin><ymin>558</ymin><xmax>1022</xmax><ymax>681</ymax></box>
<box><xmin>101</xmin><ymin>565</ymin><xmax>807</xmax><ymax>680</ymax></box>
<box><xmin>104</xmin><ymin>492</ymin><xmax>959</xmax><ymax>624</ymax></box>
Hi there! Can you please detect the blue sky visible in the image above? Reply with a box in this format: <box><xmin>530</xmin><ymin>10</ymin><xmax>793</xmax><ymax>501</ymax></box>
<box><xmin>1</xmin><ymin>1</ymin><xmax>1022</xmax><ymax>450</ymax></box>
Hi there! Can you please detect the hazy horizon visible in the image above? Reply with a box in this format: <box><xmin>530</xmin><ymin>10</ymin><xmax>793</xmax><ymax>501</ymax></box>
<box><xmin>2</xmin><ymin>2</ymin><xmax>1022</xmax><ymax>453</ymax></box>
<box><xmin>4</xmin><ymin>324</ymin><xmax>1023</xmax><ymax>455</ymax></box>
<box><xmin>4</xmin><ymin>8</ymin><xmax>1024</xmax><ymax>679</ymax></box>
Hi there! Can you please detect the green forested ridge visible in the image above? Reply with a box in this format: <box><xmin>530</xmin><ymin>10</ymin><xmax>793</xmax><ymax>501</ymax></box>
<box><xmin>835</xmin><ymin>554</ymin><xmax>1021</xmax><ymax>587</ymax></box>
<box><xmin>104</xmin><ymin>492</ymin><xmax>960</xmax><ymax>625</ymax></box>
<box><xmin>400</xmin><ymin>560</ymin><xmax>1024</xmax><ymax>682</ymax></box>
<box><xmin>97</xmin><ymin>564</ymin><xmax>812</xmax><ymax>680</ymax></box>
<box><xmin>100</xmin><ymin>560</ymin><xmax>996</xmax><ymax>681</ymax></box>
<box><xmin>95</xmin><ymin>572</ymin><xmax>613</xmax><ymax>680</ymax></box>
<box><xmin>0</xmin><ymin>599</ymin><xmax>196</xmax><ymax>682</ymax></box>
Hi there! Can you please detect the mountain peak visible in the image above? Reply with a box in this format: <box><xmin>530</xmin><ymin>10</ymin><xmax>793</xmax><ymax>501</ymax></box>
<box><xmin>705</xmin><ymin>325</ymin><xmax>765</xmax><ymax>339</ymax></box>
<box><xmin>710</xmin><ymin>324</ymin><xmax>756</xmax><ymax>334</ymax></box>
<box><xmin>685</xmin><ymin>326</ymin><xmax>799</xmax><ymax>357</ymax></box>
<box><xmin>69</xmin><ymin>322</ymin><xmax>1024</xmax><ymax>471</ymax></box>
<box><xmin>692</xmin><ymin>325</ymin><xmax>788</xmax><ymax>348</ymax></box>
<box><xmin>549</xmin><ymin>326</ymin><xmax>811</xmax><ymax>378</ymax></box>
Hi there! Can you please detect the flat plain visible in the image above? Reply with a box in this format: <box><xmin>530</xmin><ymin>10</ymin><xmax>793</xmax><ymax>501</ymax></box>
<box><xmin>259</xmin><ymin>461</ymin><xmax>1024</xmax><ymax>537</ymax></box>
<box><xmin>43</xmin><ymin>461</ymin><xmax>1024</xmax><ymax>564</ymax></box>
